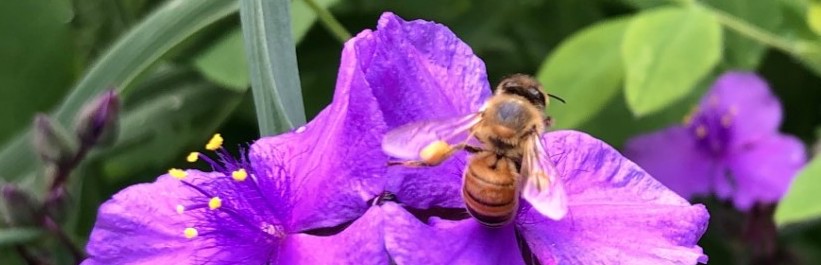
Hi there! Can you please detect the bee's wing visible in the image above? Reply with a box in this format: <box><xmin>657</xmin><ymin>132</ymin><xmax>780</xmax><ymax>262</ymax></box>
<box><xmin>381</xmin><ymin>113</ymin><xmax>482</xmax><ymax>160</ymax></box>
<box><xmin>520</xmin><ymin>134</ymin><xmax>568</xmax><ymax>220</ymax></box>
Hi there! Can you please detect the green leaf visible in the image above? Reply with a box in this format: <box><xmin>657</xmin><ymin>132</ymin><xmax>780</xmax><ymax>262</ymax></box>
<box><xmin>0</xmin><ymin>0</ymin><xmax>76</xmax><ymax>144</ymax></box>
<box><xmin>240</xmin><ymin>0</ymin><xmax>307</xmax><ymax>136</ymax></box>
<box><xmin>536</xmin><ymin>17</ymin><xmax>629</xmax><ymax>129</ymax></box>
<box><xmin>193</xmin><ymin>29</ymin><xmax>250</xmax><ymax>91</ymax></box>
<box><xmin>776</xmin><ymin>155</ymin><xmax>821</xmax><ymax>227</ymax></box>
<box><xmin>809</xmin><ymin>1</ymin><xmax>821</xmax><ymax>35</ymax></box>
<box><xmin>0</xmin><ymin>0</ymin><xmax>239</xmax><ymax>181</ymax></box>
<box><xmin>703</xmin><ymin>0</ymin><xmax>781</xmax><ymax>69</ymax></box>
<box><xmin>97</xmin><ymin>77</ymin><xmax>244</xmax><ymax>179</ymax></box>
<box><xmin>622</xmin><ymin>6</ymin><xmax>722</xmax><ymax>117</ymax></box>
<box><xmin>0</xmin><ymin>227</ymin><xmax>43</xmax><ymax>246</ymax></box>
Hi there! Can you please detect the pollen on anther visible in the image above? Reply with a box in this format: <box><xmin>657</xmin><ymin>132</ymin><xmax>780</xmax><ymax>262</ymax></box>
<box><xmin>695</xmin><ymin>125</ymin><xmax>708</xmax><ymax>139</ymax></box>
<box><xmin>184</xmin><ymin>227</ymin><xmax>198</xmax><ymax>239</ymax></box>
<box><xmin>206</xmin><ymin>134</ymin><xmax>223</xmax><ymax>151</ymax></box>
<box><xmin>208</xmin><ymin>197</ymin><xmax>222</xmax><ymax>210</ymax></box>
<box><xmin>169</xmin><ymin>168</ymin><xmax>187</xmax><ymax>180</ymax></box>
<box><xmin>176</xmin><ymin>204</ymin><xmax>185</xmax><ymax>214</ymax></box>
<box><xmin>232</xmin><ymin>169</ymin><xmax>248</xmax><ymax>182</ymax></box>
<box><xmin>186</xmin><ymin>152</ymin><xmax>199</xmax><ymax>163</ymax></box>
<box><xmin>721</xmin><ymin>113</ymin><xmax>733</xmax><ymax>128</ymax></box>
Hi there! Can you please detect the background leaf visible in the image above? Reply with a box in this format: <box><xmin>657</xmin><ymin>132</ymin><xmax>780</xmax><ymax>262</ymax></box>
<box><xmin>703</xmin><ymin>0</ymin><xmax>782</xmax><ymax>69</ymax></box>
<box><xmin>0</xmin><ymin>0</ymin><xmax>76</xmax><ymax>144</ymax></box>
<box><xmin>193</xmin><ymin>29</ymin><xmax>250</xmax><ymax>91</ymax></box>
<box><xmin>240</xmin><ymin>0</ymin><xmax>307</xmax><ymax>136</ymax></box>
<box><xmin>622</xmin><ymin>6</ymin><xmax>722</xmax><ymax>116</ymax></box>
<box><xmin>776</xmin><ymin>155</ymin><xmax>821</xmax><ymax>227</ymax></box>
<box><xmin>0</xmin><ymin>0</ymin><xmax>239</xmax><ymax>181</ymax></box>
<box><xmin>537</xmin><ymin>17</ymin><xmax>629</xmax><ymax>129</ymax></box>
<box><xmin>0</xmin><ymin>228</ymin><xmax>44</xmax><ymax>247</ymax></box>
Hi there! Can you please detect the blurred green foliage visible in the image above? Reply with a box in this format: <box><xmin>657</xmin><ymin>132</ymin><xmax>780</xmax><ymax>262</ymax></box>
<box><xmin>2</xmin><ymin>0</ymin><xmax>821</xmax><ymax>264</ymax></box>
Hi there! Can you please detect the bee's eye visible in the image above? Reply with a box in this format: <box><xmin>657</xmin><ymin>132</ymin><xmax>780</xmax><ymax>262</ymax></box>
<box><xmin>528</xmin><ymin>88</ymin><xmax>541</xmax><ymax>96</ymax></box>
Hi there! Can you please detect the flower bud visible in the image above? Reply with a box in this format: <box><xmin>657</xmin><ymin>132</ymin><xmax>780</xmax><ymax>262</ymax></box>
<box><xmin>0</xmin><ymin>184</ymin><xmax>40</xmax><ymax>226</ymax></box>
<box><xmin>33</xmin><ymin>114</ymin><xmax>78</xmax><ymax>166</ymax></box>
<box><xmin>74</xmin><ymin>90</ymin><xmax>120</xmax><ymax>147</ymax></box>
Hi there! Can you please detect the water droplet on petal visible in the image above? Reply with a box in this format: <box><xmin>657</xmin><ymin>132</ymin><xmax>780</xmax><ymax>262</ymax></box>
<box><xmin>295</xmin><ymin>126</ymin><xmax>307</xmax><ymax>134</ymax></box>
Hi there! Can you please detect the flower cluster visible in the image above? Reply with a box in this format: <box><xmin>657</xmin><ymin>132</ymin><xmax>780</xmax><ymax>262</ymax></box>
<box><xmin>83</xmin><ymin>13</ymin><xmax>709</xmax><ymax>265</ymax></box>
<box><xmin>625</xmin><ymin>72</ymin><xmax>806</xmax><ymax>210</ymax></box>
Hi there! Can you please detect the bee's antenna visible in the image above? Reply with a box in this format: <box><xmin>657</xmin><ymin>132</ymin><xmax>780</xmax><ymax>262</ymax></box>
<box><xmin>548</xmin><ymin>93</ymin><xmax>566</xmax><ymax>104</ymax></box>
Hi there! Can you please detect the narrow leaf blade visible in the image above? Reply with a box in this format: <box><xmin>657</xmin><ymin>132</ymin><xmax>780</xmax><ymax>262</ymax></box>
<box><xmin>240</xmin><ymin>0</ymin><xmax>307</xmax><ymax>136</ymax></box>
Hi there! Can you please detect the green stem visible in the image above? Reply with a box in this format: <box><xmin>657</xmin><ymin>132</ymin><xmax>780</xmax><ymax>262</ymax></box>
<box><xmin>301</xmin><ymin>0</ymin><xmax>351</xmax><ymax>43</ymax></box>
<box><xmin>660</xmin><ymin>0</ymin><xmax>800</xmax><ymax>55</ymax></box>
<box><xmin>699</xmin><ymin>4</ymin><xmax>799</xmax><ymax>55</ymax></box>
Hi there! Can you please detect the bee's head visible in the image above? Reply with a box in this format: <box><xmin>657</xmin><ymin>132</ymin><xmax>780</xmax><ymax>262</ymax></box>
<box><xmin>495</xmin><ymin>74</ymin><xmax>548</xmax><ymax>110</ymax></box>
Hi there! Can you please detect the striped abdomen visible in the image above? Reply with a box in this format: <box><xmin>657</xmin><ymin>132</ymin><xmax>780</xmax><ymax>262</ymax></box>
<box><xmin>462</xmin><ymin>153</ymin><xmax>518</xmax><ymax>227</ymax></box>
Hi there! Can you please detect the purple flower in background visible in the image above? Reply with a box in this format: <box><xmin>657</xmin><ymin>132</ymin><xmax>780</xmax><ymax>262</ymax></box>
<box><xmin>625</xmin><ymin>72</ymin><xmax>806</xmax><ymax>210</ymax></box>
<box><xmin>84</xmin><ymin>13</ymin><xmax>708</xmax><ymax>265</ymax></box>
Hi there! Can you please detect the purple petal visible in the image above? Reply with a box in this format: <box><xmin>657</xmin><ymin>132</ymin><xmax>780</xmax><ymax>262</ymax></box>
<box><xmin>624</xmin><ymin>127</ymin><xmax>723</xmax><ymax>199</ymax></box>
<box><xmin>726</xmin><ymin>134</ymin><xmax>807</xmax><ymax>210</ymax></box>
<box><xmin>382</xmin><ymin>202</ymin><xmax>525</xmax><ymax>265</ymax></box>
<box><xmin>366</xmin><ymin>12</ymin><xmax>491</xmax><ymax>128</ymax></box>
<box><xmin>249</xmin><ymin>32</ymin><xmax>389</xmax><ymax>231</ymax></box>
<box><xmin>519</xmin><ymin>131</ymin><xmax>708</xmax><ymax>264</ymax></box>
<box><xmin>275</xmin><ymin>206</ymin><xmax>389</xmax><ymax>264</ymax></box>
<box><xmin>84</xmin><ymin>172</ymin><xmax>280</xmax><ymax>265</ymax></box>
<box><xmin>697</xmin><ymin>71</ymin><xmax>782</xmax><ymax>147</ymax></box>
<box><xmin>361</xmin><ymin>12</ymin><xmax>491</xmax><ymax>208</ymax></box>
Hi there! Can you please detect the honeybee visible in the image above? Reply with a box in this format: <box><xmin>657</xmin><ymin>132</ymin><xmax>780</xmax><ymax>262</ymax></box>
<box><xmin>382</xmin><ymin>74</ymin><xmax>568</xmax><ymax>227</ymax></box>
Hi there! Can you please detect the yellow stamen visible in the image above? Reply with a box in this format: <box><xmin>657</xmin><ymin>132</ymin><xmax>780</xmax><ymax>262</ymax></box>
<box><xmin>176</xmin><ymin>204</ymin><xmax>185</xmax><ymax>214</ymax></box>
<box><xmin>208</xmin><ymin>197</ymin><xmax>222</xmax><ymax>210</ymax></box>
<box><xmin>682</xmin><ymin>105</ymin><xmax>698</xmax><ymax>125</ymax></box>
<box><xmin>721</xmin><ymin>113</ymin><xmax>733</xmax><ymax>128</ymax></box>
<box><xmin>169</xmin><ymin>168</ymin><xmax>187</xmax><ymax>180</ymax></box>
<box><xmin>184</xmin><ymin>227</ymin><xmax>198</xmax><ymax>239</ymax></box>
<box><xmin>186</xmin><ymin>152</ymin><xmax>199</xmax><ymax>163</ymax></box>
<box><xmin>206</xmin><ymin>134</ymin><xmax>223</xmax><ymax>151</ymax></box>
<box><xmin>695</xmin><ymin>125</ymin><xmax>708</xmax><ymax>139</ymax></box>
<box><xmin>232</xmin><ymin>169</ymin><xmax>248</xmax><ymax>182</ymax></box>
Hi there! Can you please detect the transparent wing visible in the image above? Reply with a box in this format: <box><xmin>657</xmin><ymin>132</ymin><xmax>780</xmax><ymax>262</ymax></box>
<box><xmin>520</xmin><ymin>134</ymin><xmax>568</xmax><ymax>220</ymax></box>
<box><xmin>381</xmin><ymin>113</ymin><xmax>482</xmax><ymax>160</ymax></box>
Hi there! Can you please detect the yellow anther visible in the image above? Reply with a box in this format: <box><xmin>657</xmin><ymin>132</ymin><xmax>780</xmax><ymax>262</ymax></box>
<box><xmin>184</xmin><ymin>227</ymin><xmax>198</xmax><ymax>239</ymax></box>
<box><xmin>206</xmin><ymin>134</ymin><xmax>223</xmax><ymax>151</ymax></box>
<box><xmin>208</xmin><ymin>197</ymin><xmax>222</xmax><ymax>210</ymax></box>
<box><xmin>419</xmin><ymin>140</ymin><xmax>451</xmax><ymax>165</ymax></box>
<box><xmin>682</xmin><ymin>105</ymin><xmax>698</xmax><ymax>125</ymax></box>
<box><xmin>176</xmin><ymin>204</ymin><xmax>185</xmax><ymax>214</ymax></box>
<box><xmin>169</xmin><ymin>168</ymin><xmax>187</xmax><ymax>180</ymax></box>
<box><xmin>232</xmin><ymin>169</ymin><xmax>248</xmax><ymax>182</ymax></box>
<box><xmin>721</xmin><ymin>113</ymin><xmax>733</xmax><ymax>128</ymax></box>
<box><xmin>695</xmin><ymin>125</ymin><xmax>708</xmax><ymax>139</ymax></box>
<box><xmin>186</xmin><ymin>152</ymin><xmax>199</xmax><ymax>163</ymax></box>
<box><xmin>682</xmin><ymin>113</ymin><xmax>693</xmax><ymax>125</ymax></box>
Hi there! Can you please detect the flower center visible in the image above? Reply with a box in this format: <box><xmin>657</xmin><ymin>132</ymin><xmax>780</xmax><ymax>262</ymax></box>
<box><xmin>169</xmin><ymin>134</ymin><xmax>287</xmax><ymax>242</ymax></box>
<box><xmin>685</xmin><ymin>98</ymin><xmax>738</xmax><ymax>158</ymax></box>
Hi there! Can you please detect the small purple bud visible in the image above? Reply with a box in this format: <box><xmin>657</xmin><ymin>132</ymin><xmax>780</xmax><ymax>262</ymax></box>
<box><xmin>32</xmin><ymin>114</ymin><xmax>78</xmax><ymax>166</ymax></box>
<box><xmin>74</xmin><ymin>90</ymin><xmax>120</xmax><ymax>147</ymax></box>
<box><xmin>0</xmin><ymin>184</ymin><xmax>40</xmax><ymax>226</ymax></box>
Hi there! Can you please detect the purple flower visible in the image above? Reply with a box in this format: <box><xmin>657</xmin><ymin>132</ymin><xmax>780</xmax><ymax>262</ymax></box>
<box><xmin>625</xmin><ymin>72</ymin><xmax>806</xmax><ymax>210</ymax></box>
<box><xmin>84</xmin><ymin>13</ymin><xmax>708</xmax><ymax>265</ymax></box>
